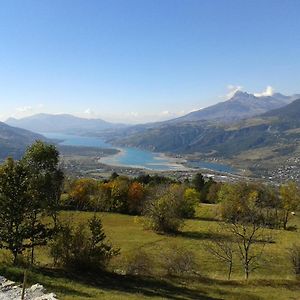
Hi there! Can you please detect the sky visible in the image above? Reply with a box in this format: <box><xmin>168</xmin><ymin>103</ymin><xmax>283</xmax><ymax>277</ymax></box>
<box><xmin>0</xmin><ymin>0</ymin><xmax>299</xmax><ymax>123</ymax></box>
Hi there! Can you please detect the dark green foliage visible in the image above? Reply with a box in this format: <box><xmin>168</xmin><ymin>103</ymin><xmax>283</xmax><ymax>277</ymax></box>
<box><xmin>135</xmin><ymin>174</ymin><xmax>175</xmax><ymax>185</ymax></box>
<box><xmin>0</xmin><ymin>158</ymin><xmax>32</xmax><ymax>263</ymax></box>
<box><xmin>192</xmin><ymin>173</ymin><xmax>205</xmax><ymax>193</ymax></box>
<box><xmin>0</xmin><ymin>141</ymin><xmax>64</xmax><ymax>264</ymax></box>
<box><xmin>50</xmin><ymin>216</ymin><xmax>119</xmax><ymax>271</ymax></box>
<box><xmin>206</xmin><ymin>182</ymin><xmax>223</xmax><ymax>204</ymax></box>
<box><xmin>21</xmin><ymin>141</ymin><xmax>64</xmax><ymax>263</ymax></box>
<box><xmin>200</xmin><ymin>177</ymin><xmax>216</xmax><ymax>202</ymax></box>
<box><xmin>110</xmin><ymin>172</ymin><xmax>119</xmax><ymax>180</ymax></box>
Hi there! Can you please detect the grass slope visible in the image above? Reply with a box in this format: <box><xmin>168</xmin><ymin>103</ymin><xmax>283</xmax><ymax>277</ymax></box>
<box><xmin>1</xmin><ymin>205</ymin><xmax>300</xmax><ymax>299</ymax></box>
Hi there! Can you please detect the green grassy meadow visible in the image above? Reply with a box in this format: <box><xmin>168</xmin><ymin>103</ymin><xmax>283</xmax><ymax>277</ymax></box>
<box><xmin>1</xmin><ymin>204</ymin><xmax>300</xmax><ymax>300</ymax></box>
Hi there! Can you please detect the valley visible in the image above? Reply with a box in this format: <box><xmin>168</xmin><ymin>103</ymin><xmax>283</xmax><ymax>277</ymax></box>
<box><xmin>3</xmin><ymin>91</ymin><xmax>300</xmax><ymax>184</ymax></box>
<box><xmin>1</xmin><ymin>3</ymin><xmax>300</xmax><ymax>299</ymax></box>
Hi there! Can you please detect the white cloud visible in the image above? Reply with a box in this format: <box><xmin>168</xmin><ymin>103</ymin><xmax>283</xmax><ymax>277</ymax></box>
<box><xmin>130</xmin><ymin>112</ymin><xmax>139</xmax><ymax>117</ymax></box>
<box><xmin>16</xmin><ymin>106</ymin><xmax>33</xmax><ymax>113</ymax></box>
<box><xmin>8</xmin><ymin>104</ymin><xmax>45</xmax><ymax>119</ymax></box>
<box><xmin>98</xmin><ymin>109</ymin><xmax>189</xmax><ymax>124</ymax></box>
<box><xmin>224</xmin><ymin>85</ymin><xmax>243</xmax><ymax>100</ymax></box>
<box><xmin>188</xmin><ymin>108</ymin><xmax>201</xmax><ymax>113</ymax></box>
<box><xmin>84</xmin><ymin>108</ymin><xmax>92</xmax><ymax>115</ymax></box>
<box><xmin>254</xmin><ymin>86</ymin><xmax>274</xmax><ymax>97</ymax></box>
<box><xmin>160</xmin><ymin>110</ymin><xmax>170</xmax><ymax>116</ymax></box>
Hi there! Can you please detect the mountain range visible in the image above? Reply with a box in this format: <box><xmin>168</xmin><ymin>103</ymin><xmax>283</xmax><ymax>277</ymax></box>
<box><xmin>6</xmin><ymin>113</ymin><xmax>126</xmax><ymax>134</ymax></box>
<box><xmin>169</xmin><ymin>91</ymin><xmax>299</xmax><ymax>123</ymax></box>
<box><xmin>110</xmin><ymin>96</ymin><xmax>300</xmax><ymax>159</ymax></box>
<box><xmin>2</xmin><ymin>90</ymin><xmax>300</xmax><ymax>165</ymax></box>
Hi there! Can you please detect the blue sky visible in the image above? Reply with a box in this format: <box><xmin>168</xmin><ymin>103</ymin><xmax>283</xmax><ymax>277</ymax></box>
<box><xmin>0</xmin><ymin>0</ymin><xmax>299</xmax><ymax>123</ymax></box>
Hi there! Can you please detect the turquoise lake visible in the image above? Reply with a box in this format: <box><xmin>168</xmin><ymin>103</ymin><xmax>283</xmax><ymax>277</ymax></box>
<box><xmin>43</xmin><ymin>133</ymin><xmax>185</xmax><ymax>171</ymax></box>
<box><xmin>43</xmin><ymin>133</ymin><xmax>235</xmax><ymax>173</ymax></box>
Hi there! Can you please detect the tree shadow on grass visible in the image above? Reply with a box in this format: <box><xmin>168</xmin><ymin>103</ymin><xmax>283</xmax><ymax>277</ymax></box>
<box><xmin>38</xmin><ymin>268</ymin><xmax>219</xmax><ymax>300</ymax></box>
<box><xmin>192</xmin><ymin>216</ymin><xmax>220</xmax><ymax>222</ymax></box>
<box><xmin>1</xmin><ymin>264</ymin><xmax>275</xmax><ymax>300</ymax></box>
<box><xmin>0</xmin><ymin>265</ymin><xmax>91</xmax><ymax>298</ymax></box>
<box><xmin>248</xmin><ymin>278</ymin><xmax>300</xmax><ymax>290</ymax></box>
<box><xmin>178</xmin><ymin>230</ymin><xmax>235</xmax><ymax>242</ymax></box>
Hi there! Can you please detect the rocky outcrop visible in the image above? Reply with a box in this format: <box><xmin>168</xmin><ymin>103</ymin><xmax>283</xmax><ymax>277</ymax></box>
<box><xmin>0</xmin><ymin>276</ymin><xmax>57</xmax><ymax>300</ymax></box>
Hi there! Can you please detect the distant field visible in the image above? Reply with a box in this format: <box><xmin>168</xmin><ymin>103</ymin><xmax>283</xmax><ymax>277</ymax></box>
<box><xmin>1</xmin><ymin>204</ymin><xmax>300</xmax><ymax>299</ymax></box>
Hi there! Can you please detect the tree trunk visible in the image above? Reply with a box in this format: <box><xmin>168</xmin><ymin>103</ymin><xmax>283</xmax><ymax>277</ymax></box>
<box><xmin>228</xmin><ymin>261</ymin><xmax>232</xmax><ymax>280</ymax></box>
<box><xmin>13</xmin><ymin>251</ymin><xmax>18</xmax><ymax>265</ymax></box>
<box><xmin>31</xmin><ymin>244</ymin><xmax>35</xmax><ymax>265</ymax></box>
<box><xmin>245</xmin><ymin>264</ymin><xmax>249</xmax><ymax>280</ymax></box>
<box><xmin>283</xmin><ymin>210</ymin><xmax>289</xmax><ymax>230</ymax></box>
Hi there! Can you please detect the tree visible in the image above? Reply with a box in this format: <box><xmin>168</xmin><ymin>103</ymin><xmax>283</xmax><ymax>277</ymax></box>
<box><xmin>110</xmin><ymin>172</ymin><xmax>119</xmax><ymax>180</ymax></box>
<box><xmin>144</xmin><ymin>185</ymin><xmax>183</xmax><ymax>234</ymax></box>
<box><xmin>69</xmin><ymin>178</ymin><xmax>98</xmax><ymax>210</ymax></box>
<box><xmin>192</xmin><ymin>173</ymin><xmax>205</xmax><ymax>193</ymax></box>
<box><xmin>218</xmin><ymin>182</ymin><xmax>271</xmax><ymax>280</ymax></box>
<box><xmin>145</xmin><ymin>193</ymin><xmax>183</xmax><ymax>233</ymax></box>
<box><xmin>204</xmin><ymin>225</ymin><xmax>235</xmax><ymax>280</ymax></box>
<box><xmin>229</xmin><ymin>220</ymin><xmax>270</xmax><ymax>280</ymax></box>
<box><xmin>22</xmin><ymin>141</ymin><xmax>64</xmax><ymax>264</ymax></box>
<box><xmin>109</xmin><ymin>177</ymin><xmax>130</xmax><ymax>213</ymax></box>
<box><xmin>143</xmin><ymin>184</ymin><xmax>193</xmax><ymax>233</ymax></box>
<box><xmin>183</xmin><ymin>188</ymin><xmax>200</xmax><ymax>218</ymax></box>
<box><xmin>127</xmin><ymin>181</ymin><xmax>145</xmax><ymax>214</ymax></box>
<box><xmin>280</xmin><ymin>181</ymin><xmax>300</xmax><ymax>230</ymax></box>
<box><xmin>206</xmin><ymin>182</ymin><xmax>222</xmax><ymax>204</ymax></box>
<box><xmin>218</xmin><ymin>182</ymin><xmax>264</xmax><ymax>225</ymax></box>
<box><xmin>0</xmin><ymin>158</ymin><xmax>31</xmax><ymax>264</ymax></box>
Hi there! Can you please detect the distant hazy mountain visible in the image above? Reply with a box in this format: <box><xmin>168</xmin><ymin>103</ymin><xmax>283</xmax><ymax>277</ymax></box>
<box><xmin>0</xmin><ymin>122</ymin><xmax>46</xmax><ymax>159</ymax></box>
<box><xmin>6</xmin><ymin>113</ymin><xmax>125</xmax><ymax>134</ymax></box>
<box><xmin>170</xmin><ymin>91</ymin><xmax>295</xmax><ymax>123</ymax></box>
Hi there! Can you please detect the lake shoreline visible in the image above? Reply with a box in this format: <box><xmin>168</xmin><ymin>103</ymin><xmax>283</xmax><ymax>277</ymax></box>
<box><xmin>43</xmin><ymin>132</ymin><xmax>237</xmax><ymax>174</ymax></box>
<box><xmin>100</xmin><ymin>148</ymin><xmax>190</xmax><ymax>171</ymax></box>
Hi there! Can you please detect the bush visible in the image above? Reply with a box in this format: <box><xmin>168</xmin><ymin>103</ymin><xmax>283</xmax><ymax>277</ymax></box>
<box><xmin>50</xmin><ymin>215</ymin><xmax>119</xmax><ymax>271</ymax></box>
<box><xmin>143</xmin><ymin>184</ymin><xmax>199</xmax><ymax>233</ymax></box>
<box><xmin>182</xmin><ymin>188</ymin><xmax>200</xmax><ymax>218</ymax></box>
<box><xmin>143</xmin><ymin>193</ymin><xmax>184</xmax><ymax>233</ymax></box>
<box><xmin>161</xmin><ymin>245</ymin><xmax>198</xmax><ymax>276</ymax></box>
<box><xmin>289</xmin><ymin>244</ymin><xmax>300</xmax><ymax>277</ymax></box>
<box><xmin>124</xmin><ymin>249</ymin><xmax>153</xmax><ymax>276</ymax></box>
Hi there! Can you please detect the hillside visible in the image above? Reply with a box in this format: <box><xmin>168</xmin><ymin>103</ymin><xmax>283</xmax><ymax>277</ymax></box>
<box><xmin>263</xmin><ymin>98</ymin><xmax>300</xmax><ymax>121</ymax></box>
<box><xmin>113</xmin><ymin>99</ymin><xmax>300</xmax><ymax>158</ymax></box>
<box><xmin>6</xmin><ymin>113</ymin><xmax>126</xmax><ymax>134</ymax></box>
<box><xmin>2</xmin><ymin>206</ymin><xmax>300</xmax><ymax>300</ymax></box>
<box><xmin>0</xmin><ymin>122</ymin><xmax>46</xmax><ymax>159</ymax></box>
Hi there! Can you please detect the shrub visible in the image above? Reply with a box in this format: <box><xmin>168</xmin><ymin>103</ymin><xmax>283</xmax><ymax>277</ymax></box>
<box><xmin>143</xmin><ymin>193</ymin><xmax>184</xmax><ymax>233</ymax></box>
<box><xmin>161</xmin><ymin>245</ymin><xmax>198</xmax><ymax>276</ymax></box>
<box><xmin>143</xmin><ymin>184</ymin><xmax>199</xmax><ymax>234</ymax></box>
<box><xmin>50</xmin><ymin>215</ymin><xmax>119</xmax><ymax>271</ymax></box>
<box><xmin>124</xmin><ymin>249</ymin><xmax>153</xmax><ymax>276</ymax></box>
